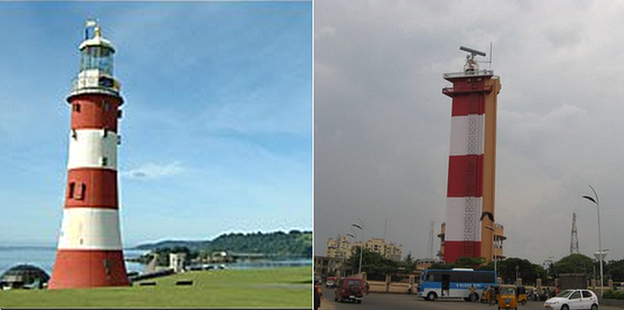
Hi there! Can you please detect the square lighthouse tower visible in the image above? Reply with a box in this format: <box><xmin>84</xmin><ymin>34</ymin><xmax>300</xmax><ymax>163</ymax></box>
<box><xmin>441</xmin><ymin>47</ymin><xmax>504</xmax><ymax>263</ymax></box>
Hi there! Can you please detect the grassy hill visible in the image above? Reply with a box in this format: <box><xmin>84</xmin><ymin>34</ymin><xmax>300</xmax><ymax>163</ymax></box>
<box><xmin>135</xmin><ymin>230</ymin><xmax>312</xmax><ymax>257</ymax></box>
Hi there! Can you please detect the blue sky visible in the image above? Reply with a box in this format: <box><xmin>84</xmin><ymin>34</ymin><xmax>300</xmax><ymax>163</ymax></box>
<box><xmin>0</xmin><ymin>2</ymin><xmax>312</xmax><ymax>247</ymax></box>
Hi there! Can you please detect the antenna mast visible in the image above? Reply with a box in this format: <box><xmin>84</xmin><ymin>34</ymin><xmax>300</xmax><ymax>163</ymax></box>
<box><xmin>489</xmin><ymin>42</ymin><xmax>493</xmax><ymax>70</ymax></box>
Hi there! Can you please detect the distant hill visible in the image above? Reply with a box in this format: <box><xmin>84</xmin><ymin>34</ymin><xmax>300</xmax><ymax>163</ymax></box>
<box><xmin>134</xmin><ymin>230</ymin><xmax>312</xmax><ymax>257</ymax></box>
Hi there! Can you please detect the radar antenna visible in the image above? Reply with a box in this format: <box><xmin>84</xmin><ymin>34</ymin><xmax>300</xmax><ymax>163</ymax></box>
<box><xmin>460</xmin><ymin>46</ymin><xmax>487</xmax><ymax>73</ymax></box>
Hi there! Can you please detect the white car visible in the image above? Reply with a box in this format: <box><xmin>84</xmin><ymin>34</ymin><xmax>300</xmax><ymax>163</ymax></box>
<box><xmin>325</xmin><ymin>279</ymin><xmax>335</xmax><ymax>288</ymax></box>
<box><xmin>544</xmin><ymin>289</ymin><xmax>599</xmax><ymax>310</ymax></box>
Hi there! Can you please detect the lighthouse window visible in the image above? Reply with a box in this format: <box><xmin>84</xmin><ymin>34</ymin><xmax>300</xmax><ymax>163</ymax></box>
<box><xmin>103</xmin><ymin>259</ymin><xmax>112</xmax><ymax>276</ymax></box>
<box><xmin>80</xmin><ymin>46</ymin><xmax>113</xmax><ymax>75</ymax></box>
<box><xmin>99</xmin><ymin>76</ymin><xmax>114</xmax><ymax>88</ymax></box>
<box><xmin>68</xmin><ymin>182</ymin><xmax>75</xmax><ymax>198</ymax></box>
<box><xmin>102</xmin><ymin>101</ymin><xmax>109</xmax><ymax>111</ymax></box>
<box><xmin>74</xmin><ymin>182</ymin><xmax>86</xmax><ymax>200</ymax></box>
<box><xmin>73</xmin><ymin>104</ymin><xmax>81</xmax><ymax>113</ymax></box>
<box><xmin>101</xmin><ymin>156</ymin><xmax>108</xmax><ymax>166</ymax></box>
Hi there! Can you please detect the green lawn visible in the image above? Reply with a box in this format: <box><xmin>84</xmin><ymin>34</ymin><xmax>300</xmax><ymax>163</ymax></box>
<box><xmin>0</xmin><ymin>266</ymin><xmax>312</xmax><ymax>308</ymax></box>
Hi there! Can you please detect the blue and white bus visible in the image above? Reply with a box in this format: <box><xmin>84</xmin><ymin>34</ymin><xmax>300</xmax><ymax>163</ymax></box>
<box><xmin>418</xmin><ymin>268</ymin><xmax>496</xmax><ymax>301</ymax></box>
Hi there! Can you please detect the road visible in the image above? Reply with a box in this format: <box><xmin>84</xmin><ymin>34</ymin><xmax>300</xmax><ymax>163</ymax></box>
<box><xmin>319</xmin><ymin>287</ymin><xmax>622</xmax><ymax>310</ymax></box>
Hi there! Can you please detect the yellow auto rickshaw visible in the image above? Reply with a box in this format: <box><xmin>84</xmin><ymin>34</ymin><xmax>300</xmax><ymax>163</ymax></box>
<box><xmin>481</xmin><ymin>285</ymin><xmax>500</xmax><ymax>304</ymax></box>
<box><xmin>498</xmin><ymin>285</ymin><xmax>518</xmax><ymax>310</ymax></box>
<box><xmin>517</xmin><ymin>285</ymin><xmax>527</xmax><ymax>305</ymax></box>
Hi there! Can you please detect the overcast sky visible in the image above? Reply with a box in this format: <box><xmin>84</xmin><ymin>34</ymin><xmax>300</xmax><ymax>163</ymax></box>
<box><xmin>314</xmin><ymin>0</ymin><xmax>624</xmax><ymax>264</ymax></box>
<box><xmin>0</xmin><ymin>2</ymin><xmax>312</xmax><ymax>247</ymax></box>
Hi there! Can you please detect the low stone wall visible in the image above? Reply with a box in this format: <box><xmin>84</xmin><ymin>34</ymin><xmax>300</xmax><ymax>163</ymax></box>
<box><xmin>600</xmin><ymin>298</ymin><xmax>624</xmax><ymax>307</ymax></box>
<box><xmin>367</xmin><ymin>280</ymin><xmax>387</xmax><ymax>293</ymax></box>
<box><xmin>366</xmin><ymin>280</ymin><xmax>414</xmax><ymax>294</ymax></box>
<box><xmin>388</xmin><ymin>282</ymin><xmax>409</xmax><ymax>294</ymax></box>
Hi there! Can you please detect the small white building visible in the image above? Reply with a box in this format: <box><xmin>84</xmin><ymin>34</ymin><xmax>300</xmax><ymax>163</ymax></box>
<box><xmin>169</xmin><ymin>253</ymin><xmax>187</xmax><ymax>273</ymax></box>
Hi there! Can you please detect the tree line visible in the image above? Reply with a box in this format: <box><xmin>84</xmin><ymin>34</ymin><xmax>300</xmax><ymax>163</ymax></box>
<box><xmin>132</xmin><ymin>230</ymin><xmax>312</xmax><ymax>266</ymax></box>
<box><xmin>345</xmin><ymin>250</ymin><xmax>624</xmax><ymax>285</ymax></box>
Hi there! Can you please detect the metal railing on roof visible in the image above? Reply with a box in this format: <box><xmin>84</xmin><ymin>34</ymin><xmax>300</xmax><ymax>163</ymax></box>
<box><xmin>69</xmin><ymin>75</ymin><xmax>121</xmax><ymax>98</ymax></box>
<box><xmin>443</xmin><ymin>69</ymin><xmax>494</xmax><ymax>79</ymax></box>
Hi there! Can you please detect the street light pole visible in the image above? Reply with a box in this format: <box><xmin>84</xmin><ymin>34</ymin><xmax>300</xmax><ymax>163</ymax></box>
<box><xmin>485</xmin><ymin>225</ymin><xmax>497</xmax><ymax>281</ymax></box>
<box><xmin>346</xmin><ymin>232</ymin><xmax>357</xmax><ymax>277</ymax></box>
<box><xmin>583</xmin><ymin>185</ymin><xmax>604</xmax><ymax>297</ymax></box>
<box><xmin>352</xmin><ymin>218</ymin><xmax>364</xmax><ymax>277</ymax></box>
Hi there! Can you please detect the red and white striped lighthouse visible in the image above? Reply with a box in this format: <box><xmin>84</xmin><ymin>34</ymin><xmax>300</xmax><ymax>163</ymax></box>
<box><xmin>441</xmin><ymin>47</ymin><xmax>501</xmax><ymax>263</ymax></box>
<box><xmin>49</xmin><ymin>21</ymin><xmax>129</xmax><ymax>289</ymax></box>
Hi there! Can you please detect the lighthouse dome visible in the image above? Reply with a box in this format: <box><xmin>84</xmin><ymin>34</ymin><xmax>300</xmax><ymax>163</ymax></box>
<box><xmin>79</xmin><ymin>25</ymin><xmax>115</xmax><ymax>52</ymax></box>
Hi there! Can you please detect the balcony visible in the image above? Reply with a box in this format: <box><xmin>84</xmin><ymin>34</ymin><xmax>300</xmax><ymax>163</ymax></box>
<box><xmin>442</xmin><ymin>84</ymin><xmax>494</xmax><ymax>96</ymax></box>
<box><xmin>443</xmin><ymin>69</ymin><xmax>494</xmax><ymax>79</ymax></box>
<box><xmin>69</xmin><ymin>72</ymin><xmax>121</xmax><ymax>99</ymax></box>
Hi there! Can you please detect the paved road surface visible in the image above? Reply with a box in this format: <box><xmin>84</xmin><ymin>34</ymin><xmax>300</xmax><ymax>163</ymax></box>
<box><xmin>319</xmin><ymin>287</ymin><xmax>622</xmax><ymax>310</ymax></box>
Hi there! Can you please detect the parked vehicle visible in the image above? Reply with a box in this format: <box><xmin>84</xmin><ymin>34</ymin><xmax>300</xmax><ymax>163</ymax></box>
<box><xmin>498</xmin><ymin>285</ymin><xmax>519</xmax><ymax>310</ymax></box>
<box><xmin>334</xmin><ymin>277</ymin><xmax>365</xmax><ymax>304</ymax></box>
<box><xmin>544</xmin><ymin>289</ymin><xmax>599</xmax><ymax>310</ymax></box>
<box><xmin>481</xmin><ymin>285</ymin><xmax>500</xmax><ymax>303</ymax></box>
<box><xmin>516</xmin><ymin>285</ymin><xmax>527</xmax><ymax>305</ymax></box>
<box><xmin>325</xmin><ymin>276</ymin><xmax>336</xmax><ymax>288</ymax></box>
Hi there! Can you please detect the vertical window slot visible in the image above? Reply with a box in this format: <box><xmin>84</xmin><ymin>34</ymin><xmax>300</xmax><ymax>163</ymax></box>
<box><xmin>68</xmin><ymin>182</ymin><xmax>75</xmax><ymax>199</ymax></box>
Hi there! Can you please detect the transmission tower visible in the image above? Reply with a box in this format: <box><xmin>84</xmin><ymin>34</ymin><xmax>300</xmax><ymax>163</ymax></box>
<box><xmin>570</xmin><ymin>213</ymin><xmax>580</xmax><ymax>255</ymax></box>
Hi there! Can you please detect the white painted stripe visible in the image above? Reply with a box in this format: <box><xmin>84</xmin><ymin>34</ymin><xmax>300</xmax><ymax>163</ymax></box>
<box><xmin>68</xmin><ymin>129</ymin><xmax>118</xmax><ymax>170</ymax></box>
<box><xmin>445</xmin><ymin>197</ymin><xmax>482</xmax><ymax>242</ymax></box>
<box><xmin>449</xmin><ymin>114</ymin><xmax>485</xmax><ymax>156</ymax></box>
<box><xmin>57</xmin><ymin>208</ymin><xmax>123</xmax><ymax>250</ymax></box>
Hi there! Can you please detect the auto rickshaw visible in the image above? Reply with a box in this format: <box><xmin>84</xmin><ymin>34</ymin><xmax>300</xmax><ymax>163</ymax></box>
<box><xmin>516</xmin><ymin>285</ymin><xmax>527</xmax><ymax>305</ymax></box>
<box><xmin>498</xmin><ymin>285</ymin><xmax>519</xmax><ymax>310</ymax></box>
<box><xmin>481</xmin><ymin>285</ymin><xmax>500</xmax><ymax>303</ymax></box>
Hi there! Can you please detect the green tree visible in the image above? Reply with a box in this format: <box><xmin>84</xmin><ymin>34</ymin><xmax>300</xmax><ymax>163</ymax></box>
<box><xmin>550</xmin><ymin>254</ymin><xmax>593</xmax><ymax>277</ymax></box>
<box><xmin>605</xmin><ymin>259</ymin><xmax>624</xmax><ymax>282</ymax></box>
<box><xmin>404</xmin><ymin>253</ymin><xmax>414</xmax><ymax>265</ymax></box>
<box><xmin>347</xmin><ymin>248</ymin><xmax>399</xmax><ymax>280</ymax></box>
<box><xmin>455</xmin><ymin>256</ymin><xmax>486</xmax><ymax>268</ymax></box>
<box><xmin>489</xmin><ymin>257</ymin><xmax>546</xmax><ymax>285</ymax></box>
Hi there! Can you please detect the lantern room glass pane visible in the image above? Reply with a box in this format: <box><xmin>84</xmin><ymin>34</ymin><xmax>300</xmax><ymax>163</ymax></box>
<box><xmin>80</xmin><ymin>46</ymin><xmax>114</xmax><ymax>75</ymax></box>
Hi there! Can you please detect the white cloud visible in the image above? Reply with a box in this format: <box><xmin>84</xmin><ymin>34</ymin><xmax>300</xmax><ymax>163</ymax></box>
<box><xmin>315</xmin><ymin>26</ymin><xmax>336</xmax><ymax>41</ymax></box>
<box><xmin>500</xmin><ymin>104</ymin><xmax>587</xmax><ymax>142</ymax></box>
<box><xmin>122</xmin><ymin>161</ymin><xmax>184</xmax><ymax>180</ymax></box>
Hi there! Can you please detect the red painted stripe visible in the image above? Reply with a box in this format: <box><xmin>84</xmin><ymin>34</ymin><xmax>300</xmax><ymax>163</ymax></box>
<box><xmin>65</xmin><ymin>168</ymin><xmax>118</xmax><ymax>209</ymax></box>
<box><xmin>70</xmin><ymin>94</ymin><xmax>121</xmax><ymax>131</ymax></box>
<box><xmin>451</xmin><ymin>94</ymin><xmax>485</xmax><ymax>116</ymax></box>
<box><xmin>49</xmin><ymin>249</ymin><xmax>129</xmax><ymax>289</ymax></box>
<box><xmin>443</xmin><ymin>241</ymin><xmax>482</xmax><ymax>263</ymax></box>
<box><xmin>447</xmin><ymin>155</ymin><xmax>483</xmax><ymax>197</ymax></box>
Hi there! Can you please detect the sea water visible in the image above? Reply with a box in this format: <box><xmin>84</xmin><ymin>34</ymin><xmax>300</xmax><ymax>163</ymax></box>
<box><xmin>0</xmin><ymin>246</ymin><xmax>312</xmax><ymax>276</ymax></box>
<box><xmin>0</xmin><ymin>246</ymin><xmax>147</xmax><ymax>276</ymax></box>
